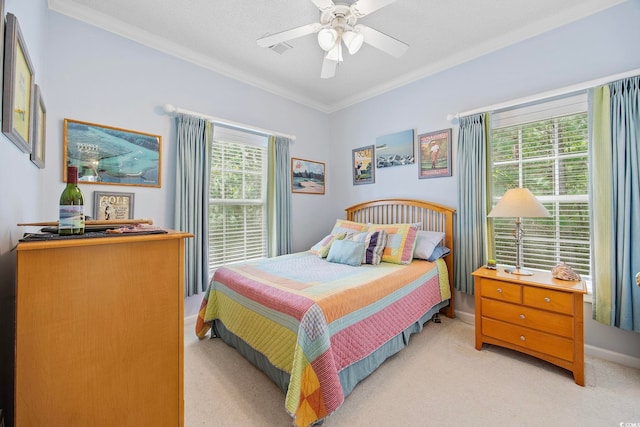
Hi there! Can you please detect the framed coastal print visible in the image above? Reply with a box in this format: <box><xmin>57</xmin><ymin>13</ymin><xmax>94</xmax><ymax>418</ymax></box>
<box><xmin>291</xmin><ymin>157</ymin><xmax>325</xmax><ymax>195</ymax></box>
<box><xmin>2</xmin><ymin>13</ymin><xmax>35</xmax><ymax>154</ymax></box>
<box><xmin>418</xmin><ymin>128</ymin><xmax>452</xmax><ymax>179</ymax></box>
<box><xmin>63</xmin><ymin>119</ymin><xmax>162</xmax><ymax>187</ymax></box>
<box><xmin>375</xmin><ymin>129</ymin><xmax>415</xmax><ymax>168</ymax></box>
<box><xmin>30</xmin><ymin>85</ymin><xmax>46</xmax><ymax>168</ymax></box>
<box><xmin>93</xmin><ymin>191</ymin><xmax>135</xmax><ymax>220</ymax></box>
<box><xmin>352</xmin><ymin>145</ymin><xmax>375</xmax><ymax>185</ymax></box>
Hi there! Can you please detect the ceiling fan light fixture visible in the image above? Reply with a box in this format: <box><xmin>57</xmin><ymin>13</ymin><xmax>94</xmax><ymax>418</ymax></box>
<box><xmin>342</xmin><ymin>30</ymin><xmax>364</xmax><ymax>54</ymax></box>
<box><xmin>326</xmin><ymin>42</ymin><xmax>343</xmax><ymax>62</ymax></box>
<box><xmin>317</xmin><ymin>28</ymin><xmax>338</xmax><ymax>51</ymax></box>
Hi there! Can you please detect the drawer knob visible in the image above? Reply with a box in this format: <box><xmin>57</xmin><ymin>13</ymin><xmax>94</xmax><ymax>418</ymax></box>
<box><xmin>496</xmin><ymin>288</ymin><xmax>503</xmax><ymax>293</ymax></box>
<box><xmin>544</xmin><ymin>297</ymin><xmax>551</xmax><ymax>303</ymax></box>
<box><xmin>519</xmin><ymin>314</ymin><xmax>525</xmax><ymax>319</ymax></box>
<box><xmin>520</xmin><ymin>335</ymin><xmax>526</xmax><ymax>341</ymax></box>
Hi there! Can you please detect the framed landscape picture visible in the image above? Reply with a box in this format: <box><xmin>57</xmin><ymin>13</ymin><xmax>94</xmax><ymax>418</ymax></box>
<box><xmin>418</xmin><ymin>128</ymin><xmax>452</xmax><ymax>179</ymax></box>
<box><xmin>375</xmin><ymin>129</ymin><xmax>415</xmax><ymax>168</ymax></box>
<box><xmin>63</xmin><ymin>119</ymin><xmax>162</xmax><ymax>187</ymax></box>
<box><xmin>291</xmin><ymin>158</ymin><xmax>325</xmax><ymax>195</ymax></box>
<box><xmin>352</xmin><ymin>145</ymin><xmax>375</xmax><ymax>185</ymax></box>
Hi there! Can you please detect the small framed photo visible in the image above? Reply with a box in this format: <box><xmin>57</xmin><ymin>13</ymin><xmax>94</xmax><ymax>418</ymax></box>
<box><xmin>418</xmin><ymin>128</ymin><xmax>452</xmax><ymax>179</ymax></box>
<box><xmin>30</xmin><ymin>85</ymin><xmax>46</xmax><ymax>168</ymax></box>
<box><xmin>291</xmin><ymin>158</ymin><xmax>325</xmax><ymax>194</ymax></box>
<box><xmin>93</xmin><ymin>191</ymin><xmax>135</xmax><ymax>220</ymax></box>
<box><xmin>2</xmin><ymin>13</ymin><xmax>35</xmax><ymax>154</ymax></box>
<box><xmin>64</xmin><ymin>118</ymin><xmax>162</xmax><ymax>187</ymax></box>
<box><xmin>375</xmin><ymin>129</ymin><xmax>415</xmax><ymax>168</ymax></box>
<box><xmin>352</xmin><ymin>145</ymin><xmax>375</xmax><ymax>185</ymax></box>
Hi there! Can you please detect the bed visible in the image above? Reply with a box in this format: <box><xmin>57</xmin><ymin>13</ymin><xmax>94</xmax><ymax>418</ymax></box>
<box><xmin>196</xmin><ymin>198</ymin><xmax>456</xmax><ymax>426</ymax></box>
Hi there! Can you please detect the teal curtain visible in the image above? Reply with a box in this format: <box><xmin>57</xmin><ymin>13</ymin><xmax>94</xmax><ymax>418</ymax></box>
<box><xmin>267</xmin><ymin>136</ymin><xmax>292</xmax><ymax>256</ymax></box>
<box><xmin>454</xmin><ymin>113</ymin><xmax>488</xmax><ymax>294</ymax></box>
<box><xmin>608</xmin><ymin>77</ymin><xmax>640</xmax><ymax>331</ymax></box>
<box><xmin>174</xmin><ymin>114</ymin><xmax>212</xmax><ymax>297</ymax></box>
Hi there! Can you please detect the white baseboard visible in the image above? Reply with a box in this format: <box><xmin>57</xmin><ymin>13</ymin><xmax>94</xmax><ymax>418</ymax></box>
<box><xmin>454</xmin><ymin>309</ymin><xmax>640</xmax><ymax>370</ymax></box>
<box><xmin>585</xmin><ymin>344</ymin><xmax>640</xmax><ymax>369</ymax></box>
<box><xmin>184</xmin><ymin>314</ymin><xmax>198</xmax><ymax>326</ymax></box>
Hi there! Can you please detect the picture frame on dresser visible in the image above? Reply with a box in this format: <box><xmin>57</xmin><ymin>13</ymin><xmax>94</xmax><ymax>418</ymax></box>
<box><xmin>93</xmin><ymin>191</ymin><xmax>135</xmax><ymax>220</ymax></box>
<box><xmin>30</xmin><ymin>84</ymin><xmax>46</xmax><ymax>168</ymax></box>
<box><xmin>2</xmin><ymin>12</ymin><xmax>35</xmax><ymax>154</ymax></box>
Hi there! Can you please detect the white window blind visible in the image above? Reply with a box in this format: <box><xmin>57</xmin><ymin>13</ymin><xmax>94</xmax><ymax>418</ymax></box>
<box><xmin>489</xmin><ymin>93</ymin><xmax>591</xmax><ymax>279</ymax></box>
<box><xmin>209</xmin><ymin>126</ymin><xmax>268</xmax><ymax>270</ymax></box>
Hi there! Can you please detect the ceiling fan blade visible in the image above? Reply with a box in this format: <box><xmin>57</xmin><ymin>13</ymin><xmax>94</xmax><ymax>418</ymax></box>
<box><xmin>350</xmin><ymin>0</ymin><xmax>397</xmax><ymax>18</ymax></box>
<box><xmin>320</xmin><ymin>57</ymin><xmax>337</xmax><ymax>79</ymax></box>
<box><xmin>257</xmin><ymin>23</ymin><xmax>321</xmax><ymax>48</ymax></box>
<box><xmin>356</xmin><ymin>24</ymin><xmax>408</xmax><ymax>58</ymax></box>
<box><xmin>311</xmin><ymin>0</ymin><xmax>336</xmax><ymax>12</ymax></box>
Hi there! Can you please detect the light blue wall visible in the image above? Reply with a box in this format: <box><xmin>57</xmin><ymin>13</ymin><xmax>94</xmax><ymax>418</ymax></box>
<box><xmin>1</xmin><ymin>1</ymin><xmax>640</xmax><ymax>420</ymax></box>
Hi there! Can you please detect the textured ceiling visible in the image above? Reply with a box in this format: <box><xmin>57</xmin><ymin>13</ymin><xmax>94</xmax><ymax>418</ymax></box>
<box><xmin>48</xmin><ymin>0</ymin><xmax>625</xmax><ymax>112</ymax></box>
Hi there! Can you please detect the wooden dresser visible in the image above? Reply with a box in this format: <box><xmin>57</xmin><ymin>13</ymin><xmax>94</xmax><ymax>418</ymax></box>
<box><xmin>15</xmin><ymin>230</ymin><xmax>191</xmax><ymax>426</ymax></box>
<box><xmin>472</xmin><ymin>266</ymin><xmax>587</xmax><ymax>385</ymax></box>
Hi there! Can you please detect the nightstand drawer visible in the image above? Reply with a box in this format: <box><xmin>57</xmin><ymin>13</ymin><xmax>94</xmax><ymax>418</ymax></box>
<box><xmin>481</xmin><ymin>298</ymin><xmax>574</xmax><ymax>338</ymax></box>
<box><xmin>482</xmin><ymin>317</ymin><xmax>574</xmax><ymax>362</ymax></box>
<box><xmin>523</xmin><ymin>286</ymin><xmax>573</xmax><ymax>314</ymax></box>
<box><xmin>479</xmin><ymin>279</ymin><xmax>522</xmax><ymax>304</ymax></box>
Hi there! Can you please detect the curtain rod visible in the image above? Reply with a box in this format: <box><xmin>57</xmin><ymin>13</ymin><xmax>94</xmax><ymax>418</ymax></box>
<box><xmin>447</xmin><ymin>67</ymin><xmax>640</xmax><ymax>121</ymax></box>
<box><xmin>163</xmin><ymin>104</ymin><xmax>296</xmax><ymax>141</ymax></box>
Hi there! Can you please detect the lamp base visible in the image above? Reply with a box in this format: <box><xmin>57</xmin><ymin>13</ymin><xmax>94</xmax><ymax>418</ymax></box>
<box><xmin>505</xmin><ymin>267</ymin><xmax>534</xmax><ymax>276</ymax></box>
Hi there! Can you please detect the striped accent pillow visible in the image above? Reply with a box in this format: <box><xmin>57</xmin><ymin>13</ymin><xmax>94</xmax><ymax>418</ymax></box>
<box><xmin>346</xmin><ymin>230</ymin><xmax>387</xmax><ymax>265</ymax></box>
<box><xmin>367</xmin><ymin>223</ymin><xmax>419</xmax><ymax>265</ymax></box>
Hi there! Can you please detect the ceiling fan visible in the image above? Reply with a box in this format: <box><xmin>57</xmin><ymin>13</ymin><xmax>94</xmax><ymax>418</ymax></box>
<box><xmin>257</xmin><ymin>0</ymin><xmax>408</xmax><ymax>79</ymax></box>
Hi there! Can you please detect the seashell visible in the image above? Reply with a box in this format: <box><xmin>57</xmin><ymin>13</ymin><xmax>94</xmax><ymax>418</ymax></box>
<box><xmin>551</xmin><ymin>262</ymin><xmax>581</xmax><ymax>281</ymax></box>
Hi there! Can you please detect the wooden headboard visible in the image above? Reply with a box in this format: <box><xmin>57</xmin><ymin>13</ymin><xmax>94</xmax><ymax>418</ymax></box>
<box><xmin>345</xmin><ymin>198</ymin><xmax>456</xmax><ymax>318</ymax></box>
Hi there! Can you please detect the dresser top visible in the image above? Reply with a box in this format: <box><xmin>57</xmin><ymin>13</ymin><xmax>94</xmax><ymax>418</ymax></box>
<box><xmin>472</xmin><ymin>266</ymin><xmax>587</xmax><ymax>294</ymax></box>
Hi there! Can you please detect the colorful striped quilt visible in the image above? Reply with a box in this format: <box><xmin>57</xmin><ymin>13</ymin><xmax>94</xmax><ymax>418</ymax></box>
<box><xmin>196</xmin><ymin>252</ymin><xmax>450</xmax><ymax>426</ymax></box>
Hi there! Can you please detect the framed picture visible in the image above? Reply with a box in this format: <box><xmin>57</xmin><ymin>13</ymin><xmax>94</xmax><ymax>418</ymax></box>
<box><xmin>2</xmin><ymin>13</ymin><xmax>35</xmax><ymax>154</ymax></box>
<box><xmin>352</xmin><ymin>145</ymin><xmax>375</xmax><ymax>185</ymax></box>
<box><xmin>63</xmin><ymin>118</ymin><xmax>162</xmax><ymax>187</ymax></box>
<box><xmin>30</xmin><ymin>85</ymin><xmax>46</xmax><ymax>168</ymax></box>
<box><xmin>418</xmin><ymin>128</ymin><xmax>452</xmax><ymax>179</ymax></box>
<box><xmin>291</xmin><ymin>157</ymin><xmax>325</xmax><ymax>195</ymax></box>
<box><xmin>375</xmin><ymin>129</ymin><xmax>415</xmax><ymax>168</ymax></box>
<box><xmin>93</xmin><ymin>191</ymin><xmax>135</xmax><ymax>220</ymax></box>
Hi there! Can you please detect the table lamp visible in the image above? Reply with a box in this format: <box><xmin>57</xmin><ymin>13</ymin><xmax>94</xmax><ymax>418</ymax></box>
<box><xmin>487</xmin><ymin>187</ymin><xmax>551</xmax><ymax>275</ymax></box>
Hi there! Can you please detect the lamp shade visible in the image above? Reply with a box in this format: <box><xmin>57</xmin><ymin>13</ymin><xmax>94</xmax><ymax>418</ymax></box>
<box><xmin>487</xmin><ymin>188</ymin><xmax>551</xmax><ymax>218</ymax></box>
<box><xmin>317</xmin><ymin>28</ymin><xmax>338</xmax><ymax>51</ymax></box>
<box><xmin>342</xmin><ymin>30</ymin><xmax>364</xmax><ymax>54</ymax></box>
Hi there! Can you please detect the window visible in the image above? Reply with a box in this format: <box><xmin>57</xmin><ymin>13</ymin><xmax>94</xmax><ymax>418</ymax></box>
<box><xmin>209</xmin><ymin>126</ymin><xmax>268</xmax><ymax>270</ymax></box>
<box><xmin>489</xmin><ymin>94</ymin><xmax>591</xmax><ymax>282</ymax></box>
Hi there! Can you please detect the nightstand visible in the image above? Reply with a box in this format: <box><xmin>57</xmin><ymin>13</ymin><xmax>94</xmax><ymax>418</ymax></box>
<box><xmin>472</xmin><ymin>266</ymin><xmax>587</xmax><ymax>386</ymax></box>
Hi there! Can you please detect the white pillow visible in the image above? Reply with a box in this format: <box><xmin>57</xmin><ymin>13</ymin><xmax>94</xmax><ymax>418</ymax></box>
<box><xmin>413</xmin><ymin>230</ymin><xmax>445</xmax><ymax>260</ymax></box>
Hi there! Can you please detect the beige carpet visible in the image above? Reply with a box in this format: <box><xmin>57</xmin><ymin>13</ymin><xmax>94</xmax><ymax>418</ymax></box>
<box><xmin>184</xmin><ymin>316</ymin><xmax>640</xmax><ymax>426</ymax></box>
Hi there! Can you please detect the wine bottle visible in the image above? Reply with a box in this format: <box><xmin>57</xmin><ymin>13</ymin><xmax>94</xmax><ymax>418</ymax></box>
<box><xmin>59</xmin><ymin>166</ymin><xmax>85</xmax><ymax>235</ymax></box>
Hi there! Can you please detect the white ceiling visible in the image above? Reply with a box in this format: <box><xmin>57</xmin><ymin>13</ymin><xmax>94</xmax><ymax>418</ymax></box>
<box><xmin>48</xmin><ymin>0</ymin><xmax>625</xmax><ymax>113</ymax></box>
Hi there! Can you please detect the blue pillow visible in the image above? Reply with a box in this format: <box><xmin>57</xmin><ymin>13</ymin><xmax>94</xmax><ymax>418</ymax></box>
<box><xmin>326</xmin><ymin>239</ymin><xmax>366</xmax><ymax>267</ymax></box>
<box><xmin>427</xmin><ymin>245</ymin><xmax>451</xmax><ymax>261</ymax></box>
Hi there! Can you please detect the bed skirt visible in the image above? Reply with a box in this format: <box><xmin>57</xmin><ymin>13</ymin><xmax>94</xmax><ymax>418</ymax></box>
<box><xmin>210</xmin><ymin>299</ymin><xmax>450</xmax><ymax>401</ymax></box>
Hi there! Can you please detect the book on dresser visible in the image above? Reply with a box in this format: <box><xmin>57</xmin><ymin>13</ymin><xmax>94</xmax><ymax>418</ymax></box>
<box><xmin>472</xmin><ymin>266</ymin><xmax>587</xmax><ymax>386</ymax></box>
